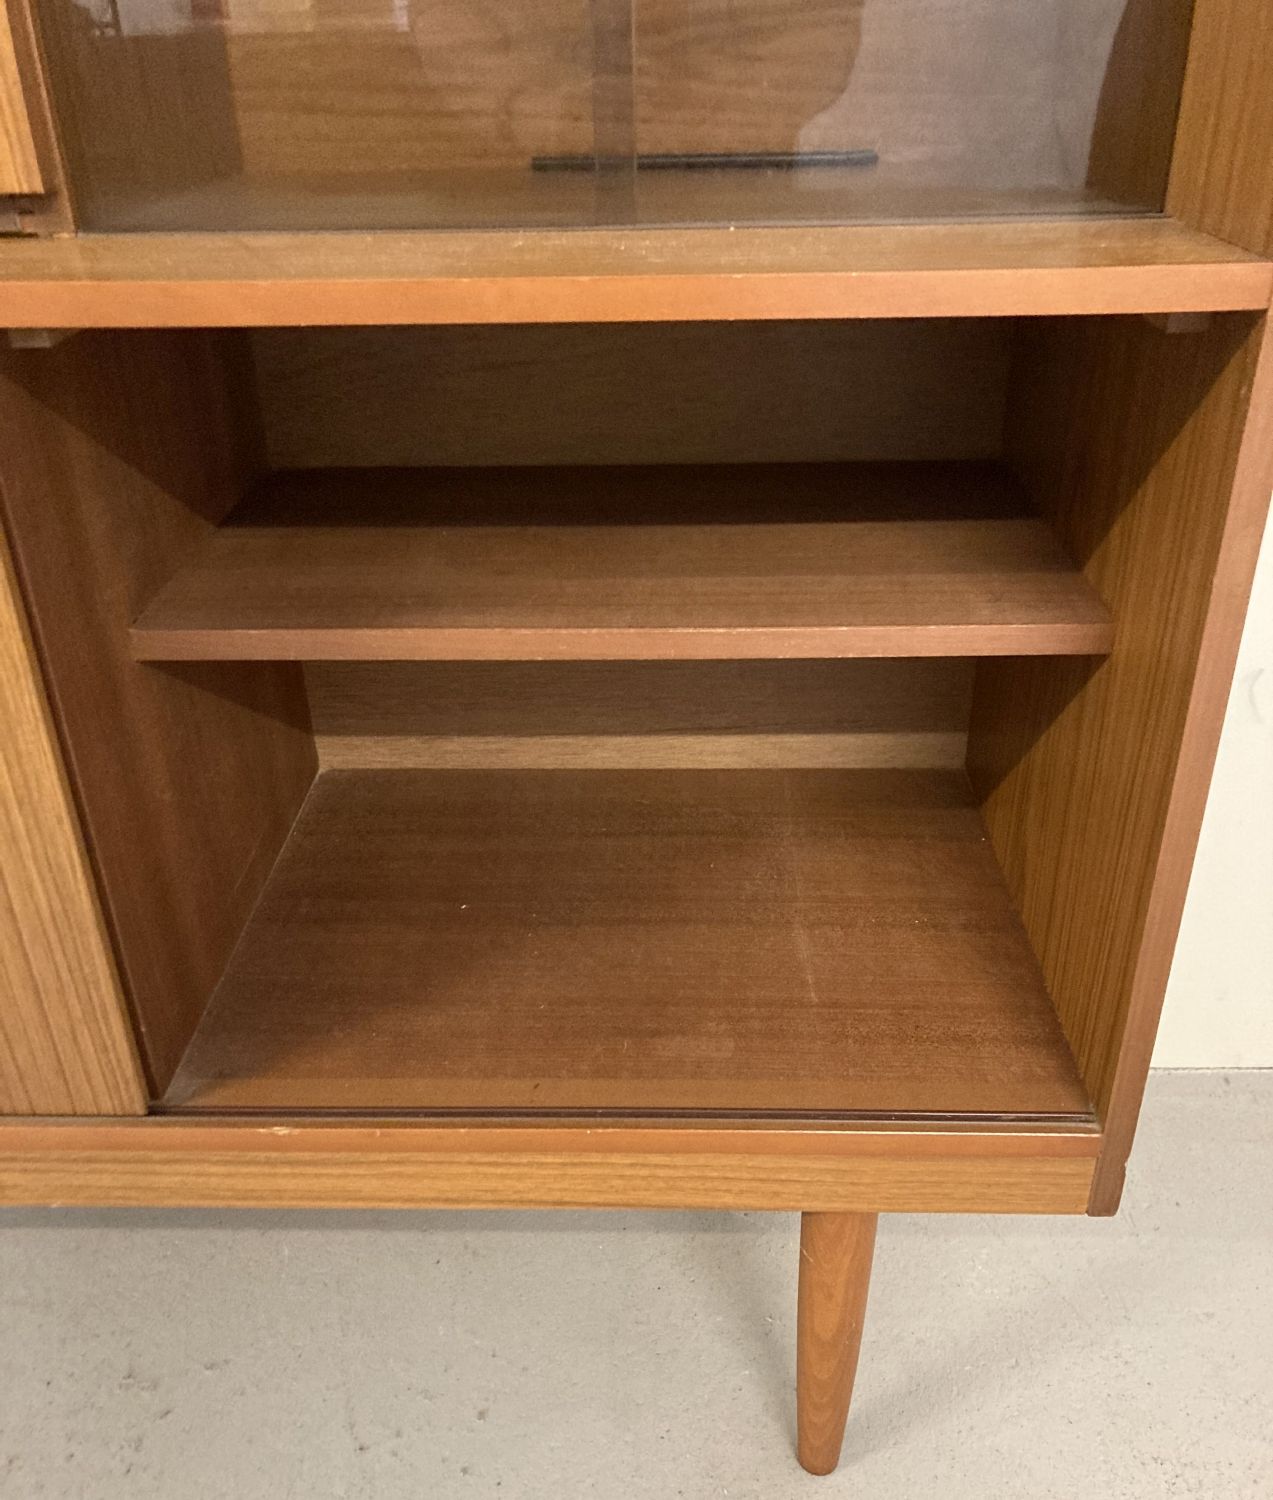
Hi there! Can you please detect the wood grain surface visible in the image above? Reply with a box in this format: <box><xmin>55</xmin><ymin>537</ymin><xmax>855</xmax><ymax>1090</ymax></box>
<box><xmin>163</xmin><ymin>767</ymin><xmax>1092</xmax><ymax>1120</ymax></box>
<box><xmin>0</xmin><ymin>0</ymin><xmax>42</xmax><ymax>194</ymax></box>
<box><xmin>0</xmin><ymin>1118</ymin><xmax>1099</xmax><ymax>1212</ymax></box>
<box><xmin>1168</xmin><ymin>0</ymin><xmax>1273</xmax><ymax>256</ymax></box>
<box><xmin>1088</xmin><ymin>314</ymin><xmax>1273</xmax><ymax>1210</ymax></box>
<box><xmin>797</xmin><ymin>1211</ymin><xmax>877</xmax><ymax>1475</ymax></box>
<box><xmin>130</xmin><ymin>464</ymin><xmax>1112</xmax><ymax>662</ymax></box>
<box><xmin>306</xmin><ymin>659</ymin><xmax>973</xmax><ymax>772</ymax></box>
<box><xmin>0</xmin><ymin>330</ymin><xmax>316</xmax><ymax>1093</ymax></box>
<box><xmin>969</xmin><ymin>311</ymin><xmax>1273</xmax><ymax>1213</ymax></box>
<box><xmin>0</xmin><ymin>524</ymin><xmax>144</xmax><ymax>1116</ymax></box>
<box><xmin>252</xmin><ymin>321</ymin><xmax>1009</xmax><ymax>470</ymax></box>
<box><xmin>0</xmin><ymin>221</ymin><xmax>1264</xmax><ymax>328</ymax></box>
<box><xmin>0</xmin><ymin>0</ymin><xmax>74</xmax><ymax>236</ymax></box>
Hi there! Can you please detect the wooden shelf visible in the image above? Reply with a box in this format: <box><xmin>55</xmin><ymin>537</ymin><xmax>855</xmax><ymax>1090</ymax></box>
<box><xmin>131</xmin><ymin>463</ymin><xmax>1112</xmax><ymax>662</ymax></box>
<box><xmin>0</xmin><ymin>219</ymin><xmax>1267</xmax><ymax>328</ymax></box>
<box><xmin>163</xmin><ymin>768</ymin><xmax>1093</xmax><ymax>1120</ymax></box>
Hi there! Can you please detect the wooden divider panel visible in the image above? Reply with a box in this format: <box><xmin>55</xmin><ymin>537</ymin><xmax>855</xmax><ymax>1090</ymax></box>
<box><xmin>0</xmin><ymin>524</ymin><xmax>144</xmax><ymax>1115</ymax></box>
<box><xmin>1168</xmin><ymin>0</ymin><xmax>1273</xmax><ymax>256</ymax></box>
<box><xmin>0</xmin><ymin>331</ymin><xmax>316</xmax><ymax>1095</ymax></box>
<box><xmin>968</xmin><ymin>310</ymin><xmax>1273</xmax><ymax>1213</ymax></box>
<box><xmin>0</xmin><ymin>0</ymin><xmax>42</xmax><ymax>195</ymax></box>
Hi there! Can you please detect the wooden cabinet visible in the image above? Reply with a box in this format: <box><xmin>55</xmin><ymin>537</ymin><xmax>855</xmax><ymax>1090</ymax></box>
<box><xmin>0</xmin><ymin>0</ymin><xmax>1270</xmax><ymax>1476</ymax></box>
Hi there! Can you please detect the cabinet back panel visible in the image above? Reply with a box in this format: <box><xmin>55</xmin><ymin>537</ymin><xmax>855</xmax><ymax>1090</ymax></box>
<box><xmin>253</xmin><ymin>321</ymin><xmax>1010</xmax><ymax>470</ymax></box>
<box><xmin>308</xmin><ymin>660</ymin><xmax>971</xmax><ymax>772</ymax></box>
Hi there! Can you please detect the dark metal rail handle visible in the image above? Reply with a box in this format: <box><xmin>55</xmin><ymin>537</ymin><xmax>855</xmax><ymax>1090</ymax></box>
<box><xmin>532</xmin><ymin>150</ymin><xmax>880</xmax><ymax>173</ymax></box>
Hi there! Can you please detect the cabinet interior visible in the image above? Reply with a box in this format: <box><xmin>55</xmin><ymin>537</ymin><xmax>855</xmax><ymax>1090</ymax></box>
<box><xmin>0</xmin><ymin>310</ymin><xmax>1260</xmax><ymax>1126</ymax></box>
<box><xmin>32</xmin><ymin>0</ymin><xmax>1194</xmax><ymax>232</ymax></box>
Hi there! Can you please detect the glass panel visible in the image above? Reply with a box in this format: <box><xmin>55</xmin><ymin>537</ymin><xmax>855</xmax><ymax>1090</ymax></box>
<box><xmin>37</xmin><ymin>0</ymin><xmax>1195</xmax><ymax>232</ymax></box>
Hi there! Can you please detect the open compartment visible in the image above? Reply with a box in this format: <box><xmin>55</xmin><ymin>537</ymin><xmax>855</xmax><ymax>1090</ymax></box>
<box><xmin>162</xmin><ymin>759</ymin><xmax>1089</xmax><ymax>1117</ymax></box>
<box><xmin>0</xmin><ymin>309</ymin><xmax>1262</xmax><ymax>1130</ymax></box>
<box><xmin>31</xmin><ymin>0</ymin><xmax>1195</xmax><ymax>232</ymax></box>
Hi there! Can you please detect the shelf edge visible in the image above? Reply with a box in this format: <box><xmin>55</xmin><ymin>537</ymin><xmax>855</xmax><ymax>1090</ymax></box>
<box><xmin>1</xmin><ymin>221</ymin><xmax>1269</xmax><ymax>327</ymax></box>
<box><xmin>0</xmin><ymin>1116</ymin><xmax>1100</xmax><ymax>1213</ymax></box>
<box><xmin>128</xmin><ymin>622</ymin><xmax>1116</xmax><ymax>663</ymax></box>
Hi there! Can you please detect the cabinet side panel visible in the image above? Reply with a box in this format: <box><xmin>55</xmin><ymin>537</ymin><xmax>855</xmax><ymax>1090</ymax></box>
<box><xmin>968</xmin><ymin>313</ymin><xmax>1273</xmax><ymax>1213</ymax></box>
<box><xmin>0</xmin><ymin>523</ymin><xmax>144</xmax><ymax>1115</ymax></box>
<box><xmin>1167</xmin><ymin>0</ymin><xmax>1273</xmax><ymax>255</ymax></box>
<box><xmin>0</xmin><ymin>332</ymin><xmax>317</xmax><ymax>1096</ymax></box>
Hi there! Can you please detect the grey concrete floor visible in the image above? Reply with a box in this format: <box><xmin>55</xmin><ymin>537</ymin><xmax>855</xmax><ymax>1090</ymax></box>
<box><xmin>1</xmin><ymin>1071</ymin><xmax>1270</xmax><ymax>1499</ymax></box>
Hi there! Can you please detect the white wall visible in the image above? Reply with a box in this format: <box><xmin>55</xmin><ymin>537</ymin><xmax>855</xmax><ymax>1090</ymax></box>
<box><xmin>1154</xmin><ymin>504</ymin><xmax>1273</xmax><ymax>1067</ymax></box>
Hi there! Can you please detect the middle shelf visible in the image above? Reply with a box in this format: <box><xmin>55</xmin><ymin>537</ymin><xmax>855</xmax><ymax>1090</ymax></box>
<box><xmin>131</xmin><ymin>462</ymin><xmax>1112</xmax><ymax>662</ymax></box>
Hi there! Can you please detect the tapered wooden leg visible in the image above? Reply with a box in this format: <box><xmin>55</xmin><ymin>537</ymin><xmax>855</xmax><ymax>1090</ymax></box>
<box><xmin>796</xmin><ymin>1210</ymin><xmax>878</xmax><ymax>1475</ymax></box>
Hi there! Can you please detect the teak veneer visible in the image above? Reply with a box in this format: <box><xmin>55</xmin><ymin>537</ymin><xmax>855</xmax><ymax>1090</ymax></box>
<box><xmin>1</xmin><ymin>0</ymin><xmax>1271</xmax><ymax>1480</ymax></box>
<box><xmin>130</xmin><ymin>464</ymin><xmax>1112</xmax><ymax>663</ymax></box>
<box><xmin>0</xmin><ymin>220</ymin><xmax>1266</xmax><ymax>327</ymax></box>
<box><xmin>162</xmin><ymin>767</ymin><xmax>1091</xmax><ymax>1120</ymax></box>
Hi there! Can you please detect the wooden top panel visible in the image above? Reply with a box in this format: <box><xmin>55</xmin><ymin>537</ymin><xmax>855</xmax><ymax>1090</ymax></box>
<box><xmin>0</xmin><ymin>220</ymin><xmax>1267</xmax><ymax>326</ymax></box>
<box><xmin>164</xmin><ymin>767</ymin><xmax>1093</xmax><ymax>1121</ymax></box>
<box><xmin>131</xmin><ymin>463</ymin><xmax>1112</xmax><ymax>662</ymax></box>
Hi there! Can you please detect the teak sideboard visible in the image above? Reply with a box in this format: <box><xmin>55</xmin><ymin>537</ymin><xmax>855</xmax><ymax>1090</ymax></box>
<box><xmin>0</xmin><ymin>0</ymin><xmax>1270</xmax><ymax>1476</ymax></box>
